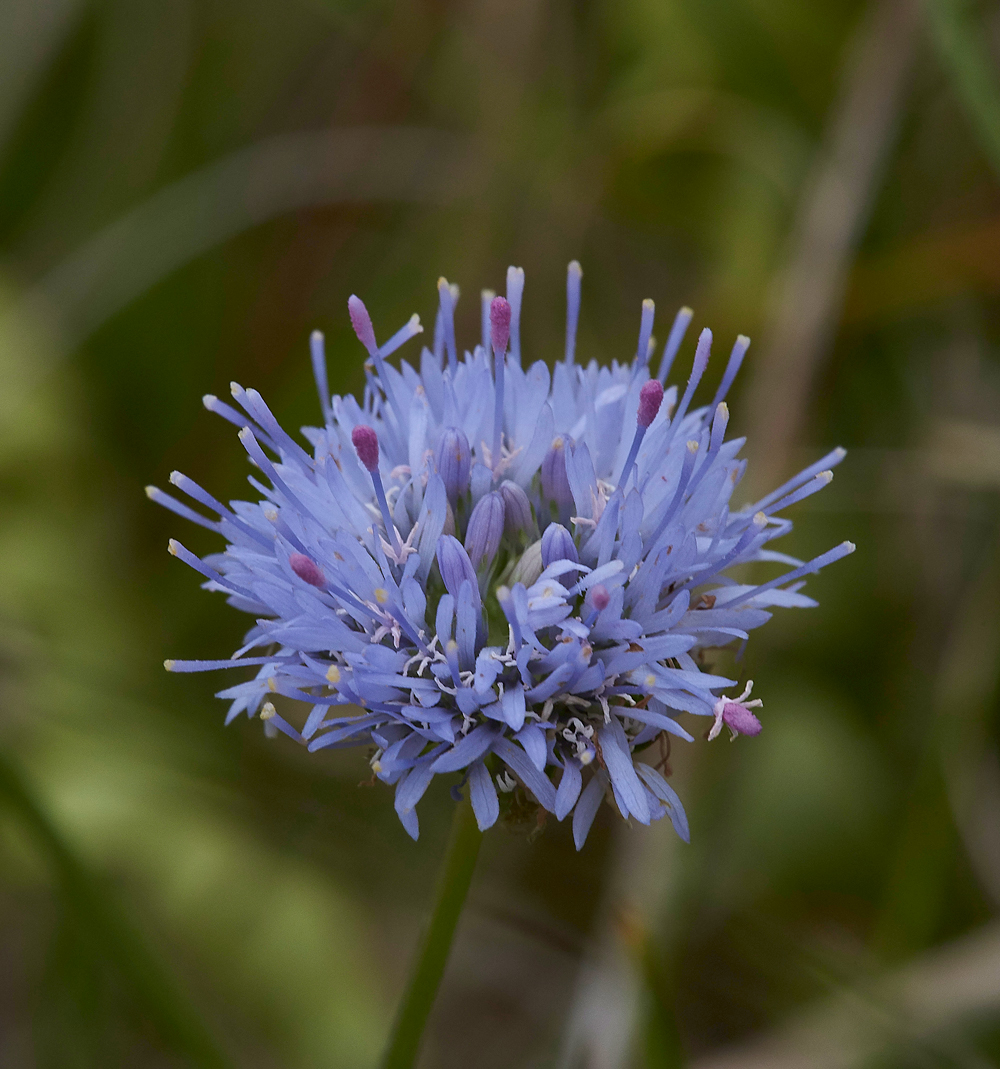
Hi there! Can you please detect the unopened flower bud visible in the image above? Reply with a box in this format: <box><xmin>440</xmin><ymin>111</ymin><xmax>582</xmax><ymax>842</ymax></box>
<box><xmin>443</xmin><ymin>500</ymin><xmax>456</xmax><ymax>537</ymax></box>
<box><xmin>465</xmin><ymin>491</ymin><xmax>505</xmax><ymax>570</ymax></box>
<box><xmin>541</xmin><ymin>437</ymin><xmax>573</xmax><ymax>512</ymax></box>
<box><xmin>510</xmin><ymin>541</ymin><xmax>544</xmax><ymax>587</ymax></box>
<box><xmin>637</xmin><ymin>378</ymin><xmax>664</xmax><ymax>428</ymax></box>
<box><xmin>540</xmin><ymin>522</ymin><xmax>578</xmax><ymax>567</ymax></box>
<box><xmin>347</xmin><ymin>294</ymin><xmax>377</xmax><ymax>354</ymax></box>
<box><xmin>351</xmin><ymin>424</ymin><xmax>379</xmax><ymax>472</ymax></box>
<box><xmin>490</xmin><ymin>295</ymin><xmax>511</xmax><ymax>355</ymax></box>
<box><xmin>436</xmin><ymin>535</ymin><xmax>478</xmax><ymax>598</ymax></box>
<box><xmin>289</xmin><ymin>553</ymin><xmax>325</xmax><ymax>587</ymax></box>
<box><xmin>470</xmin><ymin>462</ymin><xmax>492</xmax><ymax>506</ymax></box>
<box><xmin>499</xmin><ymin>480</ymin><xmax>534</xmax><ymax>538</ymax></box>
<box><xmin>434</xmin><ymin>426</ymin><xmax>471</xmax><ymax>503</ymax></box>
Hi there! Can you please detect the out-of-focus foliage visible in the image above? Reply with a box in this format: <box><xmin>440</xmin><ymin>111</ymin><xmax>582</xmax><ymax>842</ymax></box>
<box><xmin>1</xmin><ymin>0</ymin><xmax>999</xmax><ymax>1066</ymax></box>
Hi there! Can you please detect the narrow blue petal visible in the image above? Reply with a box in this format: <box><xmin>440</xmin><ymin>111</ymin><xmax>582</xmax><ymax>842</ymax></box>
<box><xmin>636</xmin><ymin>763</ymin><xmax>690</xmax><ymax>842</ymax></box>
<box><xmin>500</xmin><ymin>683</ymin><xmax>526</xmax><ymax>730</ymax></box>
<box><xmin>468</xmin><ymin>760</ymin><xmax>499</xmax><ymax>831</ymax></box>
<box><xmin>555</xmin><ymin>760</ymin><xmax>582</xmax><ymax>821</ymax></box>
<box><xmin>431</xmin><ymin>723</ymin><xmax>500</xmax><ymax>773</ymax></box>
<box><xmin>597</xmin><ymin>718</ymin><xmax>650</xmax><ymax>824</ymax></box>
<box><xmin>514</xmin><ymin>723</ymin><xmax>547</xmax><ymax>772</ymax></box>
<box><xmin>493</xmin><ymin>736</ymin><xmax>557</xmax><ymax>812</ymax></box>
<box><xmin>572</xmin><ymin>771</ymin><xmax>607</xmax><ymax>850</ymax></box>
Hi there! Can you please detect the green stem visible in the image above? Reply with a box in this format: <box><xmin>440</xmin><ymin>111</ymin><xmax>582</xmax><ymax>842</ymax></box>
<box><xmin>380</xmin><ymin>799</ymin><xmax>483</xmax><ymax>1069</ymax></box>
<box><xmin>0</xmin><ymin>750</ymin><xmax>232</xmax><ymax>1069</ymax></box>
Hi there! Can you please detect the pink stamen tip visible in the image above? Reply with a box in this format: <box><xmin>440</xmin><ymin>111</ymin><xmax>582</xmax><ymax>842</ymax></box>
<box><xmin>351</xmin><ymin>424</ymin><xmax>380</xmax><ymax>472</ymax></box>
<box><xmin>348</xmin><ymin>295</ymin><xmax>377</xmax><ymax>353</ymax></box>
<box><xmin>637</xmin><ymin>379</ymin><xmax>664</xmax><ymax>428</ymax></box>
<box><xmin>591</xmin><ymin>584</ymin><xmax>610</xmax><ymax>612</ymax></box>
<box><xmin>723</xmin><ymin>702</ymin><xmax>762</xmax><ymax>737</ymax></box>
<box><xmin>289</xmin><ymin>553</ymin><xmax>325</xmax><ymax>588</ymax></box>
<box><xmin>490</xmin><ymin>296</ymin><xmax>511</xmax><ymax>355</ymax></box>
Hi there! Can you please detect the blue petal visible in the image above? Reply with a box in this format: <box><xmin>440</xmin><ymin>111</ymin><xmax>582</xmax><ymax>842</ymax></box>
<box><xmin>572</xmin><ymin>771</ymin><xmax>608</xmax><ymax>850</ymax></box>
<box><xmin>636</xmin><ymin>763</ymin><xmax>690</xmax><ymax>842</ymax></box>
<box><xmin>493</xmin><ymin>736</ymin><xmax>556</xmax><ymax>812</ymax></box>
<box><xmin>514</xmin><ymin>723</ymin><xmax>547</xmax><ymax>772</ymax></box>
<box><xmin>468</xmin><ymin>760</ymin><xmax>499</xmax><ymax>831</ymax></box>
<box><xmin>431</xmin><ymin>723</ymin><xmax>501</xmax><ymax>773</ymax></box>
<box><xmin>555</xmin><ymin>760</ymin><xmax>582</xmax><ymax>821</ymax></box>
<box><xmin>597</xmin><ymin>718</ymin><xmax>650</xmax><ymax>824</ymax></box>
<box><xmin>500</xmin><ymin>683</ymin><xmax>526</xmax><ymax>730</ymax></box>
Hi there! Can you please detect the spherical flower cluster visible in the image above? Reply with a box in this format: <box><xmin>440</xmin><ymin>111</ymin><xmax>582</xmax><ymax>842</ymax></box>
<box><xmin>149</xmin><ymin>263</ymin><xmax>853</xmax><ymax>846</ymax></box>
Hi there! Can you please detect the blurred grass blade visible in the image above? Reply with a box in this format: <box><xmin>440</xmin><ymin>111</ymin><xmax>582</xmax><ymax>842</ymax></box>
<box><xmin>29</xmin><ymin>127</ymin><xmax>477</xmax><ymax>349</ymax></box>
<box><xmin>0</xmin><ymin>749</ymin><xmax>233</xmax><ymax>1069</ymax></box>
<box><xmin>923</xmin><ymin>0</ymin><xmax>1000</xmax><ymax>176</ymax></box>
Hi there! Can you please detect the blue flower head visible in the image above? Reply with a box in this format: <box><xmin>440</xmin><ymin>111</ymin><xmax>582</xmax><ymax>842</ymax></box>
<box><xmin>149</xmin><ymin>264</ymin><xmax>853</xmax><ymax>846</ymax></box>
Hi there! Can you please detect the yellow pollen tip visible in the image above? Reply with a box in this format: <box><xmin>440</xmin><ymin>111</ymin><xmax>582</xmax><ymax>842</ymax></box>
<box><xmin>717</xmin><ymin>401</ymin><xmax>729</xmax><ymax>417</ymax></box>
<box><xmin>144</xmin><ymin>486</ymin><xmax>157</xmax><ymax>499</ymax></box>
<box><xmin>642</xmin><ymin>298</ymin><xmax>655</xmax><ymax>311</ymax></box>
<box><xmin>267</xmin><ymin>677</ymin><xmax>278</xmax><ymax>692</ymax></box>
<box><xmin>580</xmin><ymin>749</ymin><xmax>594</xmax><ymax>765</ymax></box>
<box><xmin>163</xmin><ymin>659</ymin><xmax>175</xmax><ymax>671</ymax></box>
<box><xmin>371</xmin><ymin>759</ymin><xmax>382</xmax><ymax>773</ymax></box>
<box><xmin>819</xmin><ymin>470</ymin><xmax>834</xmax><ymax>484</ymax></box>
<box><xmin>409</xmin><ymin>313</ymin><xmax>422</xmax><ymax>330</ymax></box>
<box><xmin>259</xmin><ymin>702</ymin><xmax>276</xmax><ymax>720</ymax></box>
<box><xmin>753</xmin><ymin>511</ymin><xmax>767</xmax><ymax>527</ymax></box>
<box><xmin>646</xmin><ymin>674</ymin><xmax>656</xmax><ymax>687</ymax></box>
<box><xmin>374</xmin><ymin>588</ymin><xmax>389</xmax><ymax>604</ymax></box>
<box><xmin>687</xmin><ymin>440</ymin><xmax>699</xmax><ymax>453</ymax></box>
<box><xmin>446</xmin><ymin>640</ymin><xmax>458</xmax><ymax>653</ymax></box>
<box><xmin>229</xmin><ymin>381</ymin><xmax>241</xmax><ymax>397</ymax></box>
<box><xmin>326</xmin><ymin>665</ymin><xmax>341</xmax><ymax>684</ymax></box>
<box><xmin>167</xmin><ymin>539</ymin><xmax>179</xmax><ymax>555</ymax></box>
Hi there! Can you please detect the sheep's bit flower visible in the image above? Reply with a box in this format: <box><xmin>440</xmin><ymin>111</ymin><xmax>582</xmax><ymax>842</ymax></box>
<box><xmin>149</xmin><ymin>264</ymin><xmax>853</xmax><ymax>847</ymax></box>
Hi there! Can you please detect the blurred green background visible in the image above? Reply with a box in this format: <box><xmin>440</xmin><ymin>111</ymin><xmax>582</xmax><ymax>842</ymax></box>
<box><xmin>2</xmin><ymin>0</ymin><xmax>1000</xmax><ymax>1066</ymax></box>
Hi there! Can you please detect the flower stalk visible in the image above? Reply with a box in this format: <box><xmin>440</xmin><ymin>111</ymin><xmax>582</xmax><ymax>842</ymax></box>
<box><xmin>380</xmin><ymin>798</ymin><xmax>482</xmax><ymax>1069</ymax></box>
